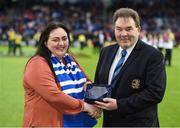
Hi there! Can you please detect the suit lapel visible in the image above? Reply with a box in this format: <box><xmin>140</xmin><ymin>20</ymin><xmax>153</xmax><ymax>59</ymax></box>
<box><xmin>103</xmin><ymin>44</ymin><xmax>119</xmax><ymax>83</ymax></box>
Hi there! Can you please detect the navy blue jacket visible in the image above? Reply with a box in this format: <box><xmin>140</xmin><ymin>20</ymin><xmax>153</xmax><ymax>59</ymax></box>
<box><xmin>95</xmin><ymin>40</ymin><xmax>166</xmax><ymax>127</ymax></box>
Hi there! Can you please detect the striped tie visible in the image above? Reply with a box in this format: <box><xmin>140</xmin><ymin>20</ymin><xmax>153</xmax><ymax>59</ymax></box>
<box><xmin>111</xmin><ymin>49</ymin><xmax>127</xmax><ymax>84</ymax></box>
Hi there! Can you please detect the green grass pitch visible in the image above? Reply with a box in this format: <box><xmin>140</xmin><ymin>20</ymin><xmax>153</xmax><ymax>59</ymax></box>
<box><xmin>0</xmin><ymin>46</ymin><xmax>180</xmax><ymax>127</ymax></box>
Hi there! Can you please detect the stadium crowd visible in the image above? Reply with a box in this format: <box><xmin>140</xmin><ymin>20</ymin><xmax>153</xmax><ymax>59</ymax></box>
<box><xmin>0</xmin><ymin>0</ymin><xmax>179</xmax><ymax>64</ymax></box>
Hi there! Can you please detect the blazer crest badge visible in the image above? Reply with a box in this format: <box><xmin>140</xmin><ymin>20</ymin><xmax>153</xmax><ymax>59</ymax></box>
<box><xmin>131</xmin><ymin>79</ymin><xmax>140</xmax><ymax>89</ymax></box>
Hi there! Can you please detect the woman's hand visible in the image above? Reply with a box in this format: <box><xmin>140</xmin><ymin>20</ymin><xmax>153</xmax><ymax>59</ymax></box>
<box><xmin>83</xmin><ymin>102</ymin><xmax>102</xmax><ymax>119</ymax></box>
<box><xmin>83</xmin><ymin>81</ymin><xmax>92</xmax><ymax>91</ymax></box>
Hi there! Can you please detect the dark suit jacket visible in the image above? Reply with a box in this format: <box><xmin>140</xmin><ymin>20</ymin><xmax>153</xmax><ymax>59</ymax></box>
<box><xmin>94</xmin><ymin>40</ymin><xmax>166</xmax><ymax>127</ymax></box>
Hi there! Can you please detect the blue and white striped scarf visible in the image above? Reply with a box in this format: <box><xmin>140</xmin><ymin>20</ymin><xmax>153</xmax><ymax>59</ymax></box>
<box><xmin>51</xmin><ymin>53</ymin><xmax>96</xmax><ymax>127</ymax></box>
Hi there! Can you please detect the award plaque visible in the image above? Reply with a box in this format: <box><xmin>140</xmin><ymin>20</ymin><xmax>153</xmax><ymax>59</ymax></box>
<box><xmin>84</xmin><ymin>83</ymin><xmax>112</xmax><ymax>104</ymax></box>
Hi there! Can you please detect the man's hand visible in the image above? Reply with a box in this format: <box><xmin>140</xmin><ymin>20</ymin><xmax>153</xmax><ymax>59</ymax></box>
<box><xmin>95</xmin><ymin>98</ymin><xmax>118</xmax><ymax>111</ymax></box>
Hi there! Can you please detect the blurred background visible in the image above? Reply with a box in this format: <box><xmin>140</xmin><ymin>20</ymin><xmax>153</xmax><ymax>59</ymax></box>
<box><xmin>0</xmin><ymin>0</ymin><xmax>180</xmax><ymax>51</ymax></box>
<box><xmin>0</xmin><ymin>0</ymin><xmax>180</xmax><ymax>127</ymax></box>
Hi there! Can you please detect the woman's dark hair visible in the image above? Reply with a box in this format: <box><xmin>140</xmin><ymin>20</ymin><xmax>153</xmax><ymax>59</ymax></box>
<box><xmin>26</xmin><ymin>22</ymin><xmax>70</xmax><ymax>83</ymax></box>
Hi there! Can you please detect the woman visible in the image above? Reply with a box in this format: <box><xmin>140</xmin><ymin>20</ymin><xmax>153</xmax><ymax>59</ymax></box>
<box><xmin>22</xmin><ymin>22</ymin><xmax>100</xmax><ymax>127</ymax></box>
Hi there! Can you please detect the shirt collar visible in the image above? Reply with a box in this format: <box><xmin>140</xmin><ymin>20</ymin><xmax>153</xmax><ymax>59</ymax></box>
<box><xmin>117</xmin><ymin>41</ymin><xmax>137</xmax><ymax>56</ymax></box>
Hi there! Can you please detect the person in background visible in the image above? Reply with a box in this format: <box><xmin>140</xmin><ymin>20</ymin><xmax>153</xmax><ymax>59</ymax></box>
<box><xmin>22</xmin><ymin>22</ymin><xmax>101</xmax><ymax>127</ymax></box>
<box><xmin>7</xmin><ymin>27</ymin><xmax>15</xmax><ymax>55</ymax></box>
<box><xmin>13</xmin><ymin>32</ymin><xmax>23</xmax><ymax>56</ymax></box>
<box><xmin>163</xmin><ymin>28</ymin><xmax>175</xmax><ymax>66</ymax></box>
<box><xmin>33</xmin><ymin>30</ymin><xmax>41</xmax><ymax>47</ymax></box>
<box><xmin>94</xmin><ymin>8</ymin><xmax>166</xmax><ymax>127</ymax></box>
<box><xmin>78</xmin><ymin>33</ymin><xmax>86</xmax><ymax>50</ymax></box>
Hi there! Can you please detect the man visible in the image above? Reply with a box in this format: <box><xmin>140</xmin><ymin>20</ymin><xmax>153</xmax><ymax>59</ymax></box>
<box><xmin>94</xmin><ymin>8</ymin><xmax>166</xmax><ymax>127</ymax></box>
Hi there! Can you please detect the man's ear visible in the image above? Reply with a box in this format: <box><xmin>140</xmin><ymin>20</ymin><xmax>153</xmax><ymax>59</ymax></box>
<box><xmin>138</xmin><ymin>26</ymin><xmax>141</xmax><ymax>32</ymax></box>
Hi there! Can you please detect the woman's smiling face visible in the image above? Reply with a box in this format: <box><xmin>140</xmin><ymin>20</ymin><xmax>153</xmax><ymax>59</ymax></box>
<box><xmin>46</xmin><ymin>27</ymin><xmax>69</xmax><ymax>59</ymax></box>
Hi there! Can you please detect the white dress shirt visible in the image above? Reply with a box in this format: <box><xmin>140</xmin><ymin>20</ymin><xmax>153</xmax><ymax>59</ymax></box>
<box><xmin>108</xmin><ymin>43</ymin><xmax>137</xmax><ymax>85</ymax></box>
